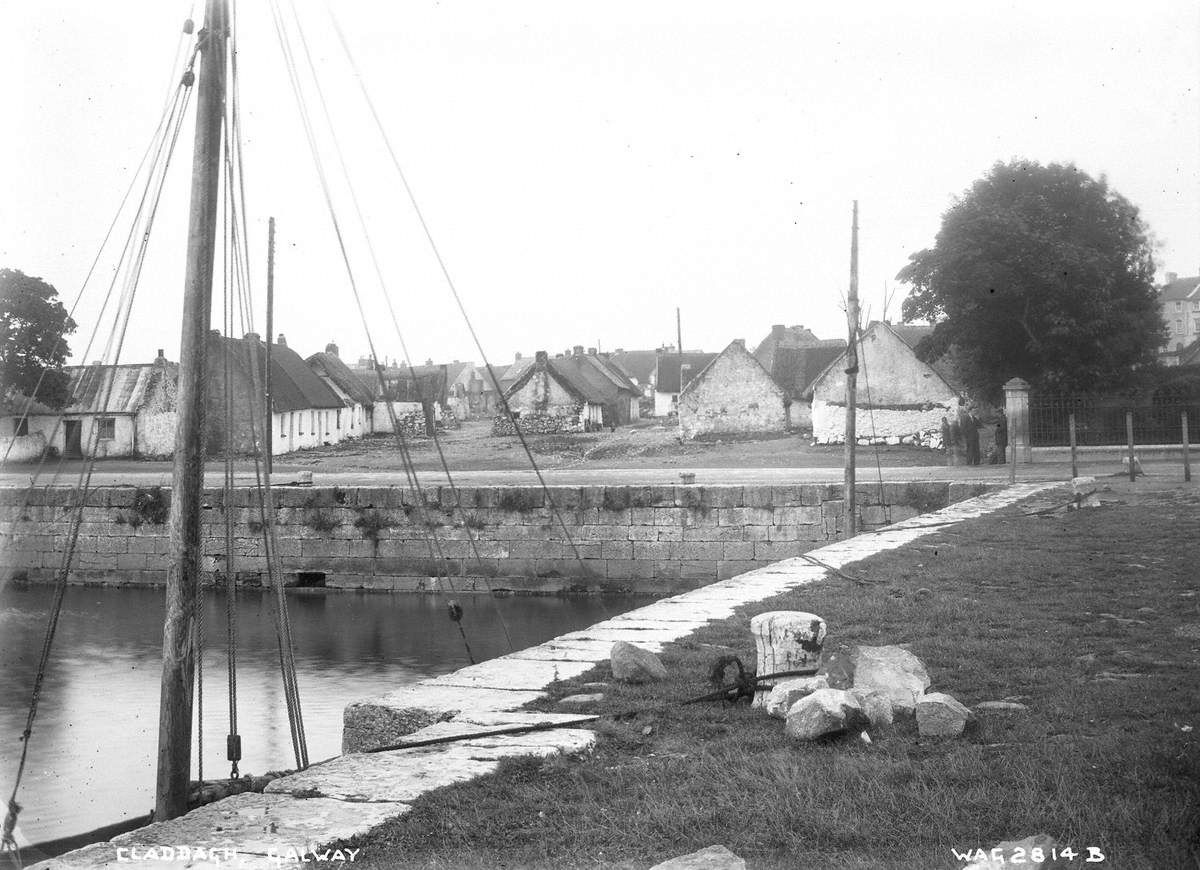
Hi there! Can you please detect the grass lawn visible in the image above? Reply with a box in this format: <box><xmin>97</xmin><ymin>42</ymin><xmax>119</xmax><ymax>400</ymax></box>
<box><xmin>337</xmin><ymin>483</ymin><xmax>1200</xmax><ymax>869</ymax></box>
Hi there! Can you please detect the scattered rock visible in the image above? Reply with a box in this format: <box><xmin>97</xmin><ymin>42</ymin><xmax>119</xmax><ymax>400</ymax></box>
<box><xmin>851</xmin><ymin>645</ymin><xmax>930</xmax><ymax>715</ymax></box>
<box><xmin>650</xmin><ymin>844</ymin><xmax>746</xmax><ymax>870</ymax></box>
<box><xmin>850</xmin><ymin>688</ymin><xmax>894</xmax><ymax>728</ymax></box>
<box><xmin>785</xmin><ymin>688</ymin><xmax>869</xmax><ymax>741</ymax></box>
<box><xmin>915</xmin><ymin>587</ymin><xmax>933</xmax><ymax>597</ymax></box>
<box><xmin>1174</xmin><ymin>623</ymin><xmax>1200</xmax><ymax>640</ymax></box>
<box><xmin>765</xmin><ymin>675</ymin><xmax>830</xmax><ymax>719</ymax></box>
<box><xmin>859</xmin><ymin>730</ymin><xmax>872</xmax><ymax>745</ymax></box>
<box><xmin>817</xmin><ymin>650</ymin><xmax>855</xmax><ymax>689</ymax></box>
<box><xmin>916</xmin><ymin>692</ymin><xmax>973</xmax><ymax>738</ymax></box>
<box><xmin>558</xmin><ymin>693</ymin><xmax>604</xmax><ymax>705</ymax></box>
<box><xmin>641</xmin><ymin>725</ymin><xmax>653</xmax><ymax>736</ymax></box>
<box><xmin>610</xmin><ymin>641</ymin><xmax>668</xmax><ymax>684</ymax></box>
<box><xmin>963</xmin><ymin>833</ymin><xmax>1061</xmax><ymax>869</ymax></box>
<box><xmin>974</xmin><ymin>700</ymin><xmax>1029</xmax><ymax>713</ymax></box>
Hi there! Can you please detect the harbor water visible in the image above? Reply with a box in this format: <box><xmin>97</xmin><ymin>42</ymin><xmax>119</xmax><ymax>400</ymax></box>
<box><xmin>0</xmin><ymin>583</ymin><xmax>641</xmax><ymax>847</ymax></box>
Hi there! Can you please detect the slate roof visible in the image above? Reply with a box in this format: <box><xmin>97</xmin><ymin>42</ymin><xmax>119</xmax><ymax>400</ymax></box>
<box><xmin>356</xmin><ymin>363</ymin><xmax>449</xmax><ymax>404</ymax></box>
<box><xmin>210</xmin><ymin>334</ymin><xmax>344</xmax><ymax>412</ymax></box>
<box><xmin>307</xmin><ymin>352</ymin><xmax>375</xmax><ymax>405</ymax></box>
<box><xmin>1159</xmin><ymin>276</ymin><xmax>1200</xmax><ymax>303</ymax></box>
<box><xmin>656</xmin><ymin>353</ymin><xmax>718</xmax><ymax>393</ymax></box>
<box><xmin>753</xmin><ymin>326</ymin><xmax>824</xmax><ymax>372</ymax></box>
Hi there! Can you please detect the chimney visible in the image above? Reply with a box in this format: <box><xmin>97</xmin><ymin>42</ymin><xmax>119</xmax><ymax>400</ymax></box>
<box><xmin>771</xmin><ymin>324</ymin><xmax>785</xmax><ymax>339</ymax></box>
<box><xmin>615</xmin><ymin>348</ymin><xmax>624</xmax><ymax>354</ymax></box>
<box><xmin>154</xmin><ymin>348</ymin><xmax>166</xmax><ymax>366</ymax></box>
<box><xmin>325</xmin><ymin>341</ymin><xmax>339</xmax><ymax>357</ymax></box>
<box><xmin>514</xmin><ymin>352</ymin><xmax>522</xmax><ymax>361</ymax></box>
<box><xmin>535</xmin><ymin>350</ymin><xmax>548</xmax><ymax>369</ymax></box>
<box><xmin>1166</xmin><ymin>271</ymin><xmax>1178</xmax><ymax>284</ymax></box>
<box><xmin>680</xmin><ymin>363</ymin><xmax>693</xmax><ymax>388</ymax></box>
<box><xmin>244</xmin><ymin>332</ymin><xmax>260</xmax><ymax>342</ymax></box>
<box><xmin>276</xmin><ymin>333</ymin><xmax>287</xmax><ymax>348</ymax></box>
<box><xmin>587</xmin><ymin>347</ymin><xmax>597</xmax><ymax>356</ymax></box>
<box><xmin>453</xmin><ymin>359</ymin><xmax>460</xmax><ymax>364</ymax></box>
<box><xmin>733</xmin><ymin>338</ymin><xmax>745</xmax><ymax>348</ymax></box>
<box><xmin>573</xmin><ymin>345</ymin><xmax>584</xmax><ymax>356</ymax></box>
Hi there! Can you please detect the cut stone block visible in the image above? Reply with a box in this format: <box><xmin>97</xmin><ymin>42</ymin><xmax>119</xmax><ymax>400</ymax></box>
<box><xmin>750</xmin><ymin>611</ymin><xmax>826</xmax><ymax>708</ymax></box>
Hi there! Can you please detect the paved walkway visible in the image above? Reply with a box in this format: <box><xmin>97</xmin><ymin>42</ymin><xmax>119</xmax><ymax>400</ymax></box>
<box><xmin>34</xmin><ymin>481</ymin><xmax>1060</xmax><ymax>869</ymax></box>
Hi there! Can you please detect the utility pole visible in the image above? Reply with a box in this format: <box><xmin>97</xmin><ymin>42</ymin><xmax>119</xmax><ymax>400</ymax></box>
<box><xmin>265</xmin><ymin>217</ymin><xmax>275</xmax><ymax>473</ymax></box>
<box><xmin>844</xmin><ymin>201</ymin><xmax>860</xmax><ymax>537</ymax></box>
<box><xmin>676</xmin><ymin>307</ymin><xmax>682</xmax><ymax>354</ymax></box>
<box><xmin>157</xmin><ymin>0</ymin><xmax>227</xmax><ymax>822</ymax></box>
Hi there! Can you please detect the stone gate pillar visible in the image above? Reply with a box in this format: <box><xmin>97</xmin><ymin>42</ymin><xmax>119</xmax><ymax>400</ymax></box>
<box><xmin>1003</xmin><ymin>377</ymin><xmax>1032</xmax><ymax>464</ymax></box>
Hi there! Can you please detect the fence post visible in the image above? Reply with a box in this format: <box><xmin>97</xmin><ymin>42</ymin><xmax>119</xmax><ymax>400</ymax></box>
<box><xmin>1068</xmin><ymin>412</ymin><xmax>1078</xmax><ymax>479</ymax></box>
<box><xmin>1184</xmin><ymin>411</ymin><xmax>1192</xmax><ymax>483</ymax></box>
<box><xmin>1126</xmin><ymin>410</ymin><xmax>1136</xmax><ymax>482</ymax></box>
<box><xmin>1003</xmin><ymin>378</ymin><xmax>1032</xmax><ymax>465</ymax></box>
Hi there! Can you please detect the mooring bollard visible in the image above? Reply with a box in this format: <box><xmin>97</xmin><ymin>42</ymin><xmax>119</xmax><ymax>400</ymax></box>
<box><xmin>749</xmin><ymin>611</ymin><xmax>826</xmax><ymax>708</ymax></box>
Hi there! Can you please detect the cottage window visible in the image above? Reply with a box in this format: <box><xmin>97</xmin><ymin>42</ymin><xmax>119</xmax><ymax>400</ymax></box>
<box><xmin>1194</xmin><ymin>300</ymin><xmax>1200</xmax><ymax>311</ymax></box>
<box><xmin>14</xmin><ymin>417</ymin><xmax>28</xmax><ymax>436</ymax></box>
<box><xmin>1177</xmin><ymin>301</ymin><xmax>1184</xmax><ymax>311</ymax></box>
<box><xmin>97</xmin><ymin>418</ymin><xmax>116</xmax><ymax>440</ymax></box>
<box><xmin>336</xmin><ymin>408</ymin><xmax>341</xmax><ymax>429</ymax></box>
<box><xmin>1177</xmin><ymin>320</ymin><xmax>1184</xmax><ymax>335</ymax></box>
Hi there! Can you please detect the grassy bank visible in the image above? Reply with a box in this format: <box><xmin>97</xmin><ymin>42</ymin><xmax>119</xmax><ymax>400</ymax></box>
<box><xmin>338</xmin><ymin>483</ymin><xmax>1200</xmax><ymax>869</ymax></box>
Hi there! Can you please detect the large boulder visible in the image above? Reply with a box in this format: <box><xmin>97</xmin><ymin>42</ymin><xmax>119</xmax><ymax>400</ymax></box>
<box><xmin>851</xmin><ymin>645</ymin><xmax>930</xmax><ymax>715</ymax></box>
<box><xmin>650</xmin><ymin>845</ymin><xmax>747</xmax><ymax>870</ymax></box>
<box><xmin>916</xmin><ymin>692</ymin><xmax>973</xmax><ymax>737</ymax></box>
<box><xmin>610</xmin><ymin>641</ymin><xmax>668</xmax><ymax>683</ymax></box>
<box><xmin>785</xmin><ymin>688</ymin><xmax>869</xmax><ymax>741</ymax></box>
<box><xmin>850</xmin><ymin>688</ymin><xmax>894</xmax><ymax>729</ymax></box>
<box><xmin>765</xmin><ymin>675</ymin><xmax>829</xmax><ymax>719</ymax></box>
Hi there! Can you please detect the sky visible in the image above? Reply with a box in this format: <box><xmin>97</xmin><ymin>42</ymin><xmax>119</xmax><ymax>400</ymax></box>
<box><xmin>2</xmin><ymin>0</ymin><xmax>1198</xmax><ymax>371</ymax></box>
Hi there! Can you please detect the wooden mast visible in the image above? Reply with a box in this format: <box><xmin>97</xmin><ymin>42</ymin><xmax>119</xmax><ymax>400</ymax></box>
<box><xmin>265</xmin><ymin>216</ymin><xmax>275</xmax><ymax>473</ymax></box>
<box><xmin>844</xmin><ymin>201</ymin><xmax>860</xmax><ymax>536</ymax></box>
<box><xmin>157</xmin><ymin>0</ymin><xmax>228</xmax><ymax>822</ymax></box>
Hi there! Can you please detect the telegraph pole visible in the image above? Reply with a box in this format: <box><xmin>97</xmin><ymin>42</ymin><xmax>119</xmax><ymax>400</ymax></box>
<box><xmin>844</xmin><ymin>201</ymin><xmax>860</xmax><ymax>537</ymax></box>
<box><xmin>157</xmin><ymin>0</ymin><xmax>227</xmax><ymax>822</ymax></box>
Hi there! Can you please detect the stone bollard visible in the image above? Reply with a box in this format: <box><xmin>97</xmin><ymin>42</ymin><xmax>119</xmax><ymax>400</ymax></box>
<box><xmin>1071</xmin><ymin>476</ymin><xmax>1100</xmax><ymax>509</ymax></box>
<box><xmin>750</xmin><ymin>611</ymin><xmax>826</xmax><ymax>709</ymax></box>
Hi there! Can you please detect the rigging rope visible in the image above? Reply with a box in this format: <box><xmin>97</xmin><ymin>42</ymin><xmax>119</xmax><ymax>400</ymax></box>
<box><xmin>323</xmin><ymin>4</ymin><xmax>596</xmax><ymax>584</ymax></box>
<box><xmin>2</xmin><ymin>45</ymin><xmax>198</xmax><ymax>853</ymax></box>
<box><xmin>285</xmin><ymin>1</ymin><xmax>514</xmax><ymax>653</ymax></box>
<box><xmin>857</xmin><ymin>334</ymin><xmax>891</xmax><ymax>527</ymax></box>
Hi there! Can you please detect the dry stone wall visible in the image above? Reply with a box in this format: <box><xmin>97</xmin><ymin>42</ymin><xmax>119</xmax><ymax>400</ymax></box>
<box><xmin>0</xmin><ymin>481</ymin><xmax>996</xmax><ymax>595</ymax></box>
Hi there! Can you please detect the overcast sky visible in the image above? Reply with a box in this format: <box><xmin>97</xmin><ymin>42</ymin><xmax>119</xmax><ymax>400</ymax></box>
<box><xmin>3</xmin><ymin>0</ymin><xmax>1198</xmax><ymax>370</ymax></box>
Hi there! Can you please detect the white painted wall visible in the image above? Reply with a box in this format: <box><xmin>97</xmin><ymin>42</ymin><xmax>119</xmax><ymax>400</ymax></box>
<box><xmin>677</xmin><ymin>344</ymin><xmax>787</xmax><ymax>440</ymax></box>
<box><xmin>0</xmin><ymin>433</ymin><xmax>47</xmax><ymax>463</ymax></box>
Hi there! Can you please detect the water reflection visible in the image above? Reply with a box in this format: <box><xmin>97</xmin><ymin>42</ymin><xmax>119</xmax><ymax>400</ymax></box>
<box><xmin>0</xmin><ymin>584</ymin><xmax>640</xmax><ymax>846</ymax></box>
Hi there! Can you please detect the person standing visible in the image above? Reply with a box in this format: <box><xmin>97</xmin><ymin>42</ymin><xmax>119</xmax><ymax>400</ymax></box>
<box><xmin>966</xmin><ymin>412</ymin><xmax>981</xmax><ymax>465</ymax></box>
<box><xmin>995</xmin><ymin>410</ymin><xmax>1008</xmax><ymax>464</ymax></box>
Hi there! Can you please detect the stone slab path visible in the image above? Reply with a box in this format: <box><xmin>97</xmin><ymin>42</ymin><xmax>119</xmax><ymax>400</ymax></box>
<box><xmin>32</xmin><ymin>482</ymin><xmax>1057</xmax><ymax>869</ymax></box>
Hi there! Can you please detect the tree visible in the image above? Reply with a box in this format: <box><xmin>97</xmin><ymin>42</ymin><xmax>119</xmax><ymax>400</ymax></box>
<box><xmin>897</xmin><ymin>160</ymin><xmax>1166</xmax><ymax>397</ymax></box>
<box><xmin>0</xmin><ymin>269</ymin><xmax>77</xmax><ymax>409</ymax></box>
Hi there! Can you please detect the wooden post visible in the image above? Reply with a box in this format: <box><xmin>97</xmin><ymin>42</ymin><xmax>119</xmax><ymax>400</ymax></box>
<box><xmin>844</xmin><ymin>201</ymin><xmax>859</xmax><ymax>536</ymax></box>
<box><xmin>676</xmin><ymin>307</ymin><xmax>682</xmax><ymax>356</ymax></box>
<box><xmin>157</xmin><ymin>0</ymin><xmax>227</xmax><ymax>823</ymax></box>
<box><xmin>1068</xmin><ymin>412</ymin><xmax>1078</xmax><ymax>480</ymax></box>
<box><xmin>264</xmin><ymin>217</ymin><xmax>275</xmax><ymax>474</ymax></box>
<box><xmin>1126</xmin><ymin>410</ymin><xmax>1136</xmax><ymax>482</ymax></box>
<box><xmin>1183</xmin><ymin>411</ymin><xmax>1191</xmax><ymax>483</ymax></box>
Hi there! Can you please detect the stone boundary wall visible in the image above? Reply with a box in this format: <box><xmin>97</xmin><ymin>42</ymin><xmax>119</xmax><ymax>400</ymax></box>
<box><xmin>0</xmin><ymin>482</ymin><xmax>998</xmax><ymax>595</ymax></box>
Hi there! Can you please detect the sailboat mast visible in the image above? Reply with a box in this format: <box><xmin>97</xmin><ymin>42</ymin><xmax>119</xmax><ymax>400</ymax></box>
<box><xmin>843</xmin><ymin>201</ymin><xmax>859</xmax><ymax>536</ymax></box>
<box><xmin>157</xmin><ymin>0</ymin><xmax>228</xmax><ymax>822</ymax></box>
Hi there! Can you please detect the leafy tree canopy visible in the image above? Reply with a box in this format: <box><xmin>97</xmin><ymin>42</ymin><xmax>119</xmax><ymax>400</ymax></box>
<box><xmin>897</xmin><ymin>160</ymin><xmax>1165</xmax><ymax>397</ymax></box>
<box><xmin>0</xmin><ymin>269</ymin><xmax>77</xmax><ymax>410</ymax></box>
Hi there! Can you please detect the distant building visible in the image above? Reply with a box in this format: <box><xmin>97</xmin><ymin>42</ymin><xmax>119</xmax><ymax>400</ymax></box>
<box><xmin>677</xmin><ymin>340</ymin><xmax>788</xmax><ymax>440</ymax></box>
<box><xmin>606</xmin><ymin>349</ymin><xmax>660</xmax><ymax>397</ymax></box>
<box><xmin>1157</xmin><ymin>273</ymin><xmax>1200</xmax><ymax>365</ymax></box>
<box><xmin>753</xmin><ymin>324</ymin><xmax>846</xmax><ymax>429</ymax></box>
<box><xmin>1</xmin><ymin>354</ymin><xmax>178</xmax><ymax>460</ymax></box>
<box><xmin>207</xmin><ymin>332</ymin><xmax>346</xmax><ymax>455</ymax></box>
<box><xmin>494</xmin><ymin>350</ymin><xmax>605</xmax><ymax>434</ymax></box>
<box><xmin>551</xmin><ymin>347</ymin><xmax>641</xmax><ymax>426</ymax></box>
<box><xmin>809</xmin><ymin>321</ymin><xmax>962</xmax><ymax>447</ymax></box>
<box><xmin>654</xmin><ymin>351</ymin><xmax>718</xmax><ymax>417</ymax></box>
<box><xmin>306</xmin><ymin>341</ymin><xmax>375</xmax><ymax>440</ymax></box>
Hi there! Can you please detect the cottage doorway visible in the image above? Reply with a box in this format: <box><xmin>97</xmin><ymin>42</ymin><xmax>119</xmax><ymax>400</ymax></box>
<box><xmin>64</xmin><ymin>420</ymin><xmax>83</xmax><ymax>458</ymax></box>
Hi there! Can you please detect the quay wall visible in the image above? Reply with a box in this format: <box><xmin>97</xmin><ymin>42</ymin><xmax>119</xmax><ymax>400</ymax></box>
<box><xmin>0</xmin><ymin>482</ymin><xmax>997</xmax><ymax>595</ymax></box>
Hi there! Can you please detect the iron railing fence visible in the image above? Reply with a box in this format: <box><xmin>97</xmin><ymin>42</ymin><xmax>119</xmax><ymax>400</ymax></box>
<box><xmin>1030</xmin><ymin>392</ymin><xmax>1199</xmax><ymax>447</ymax></box>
